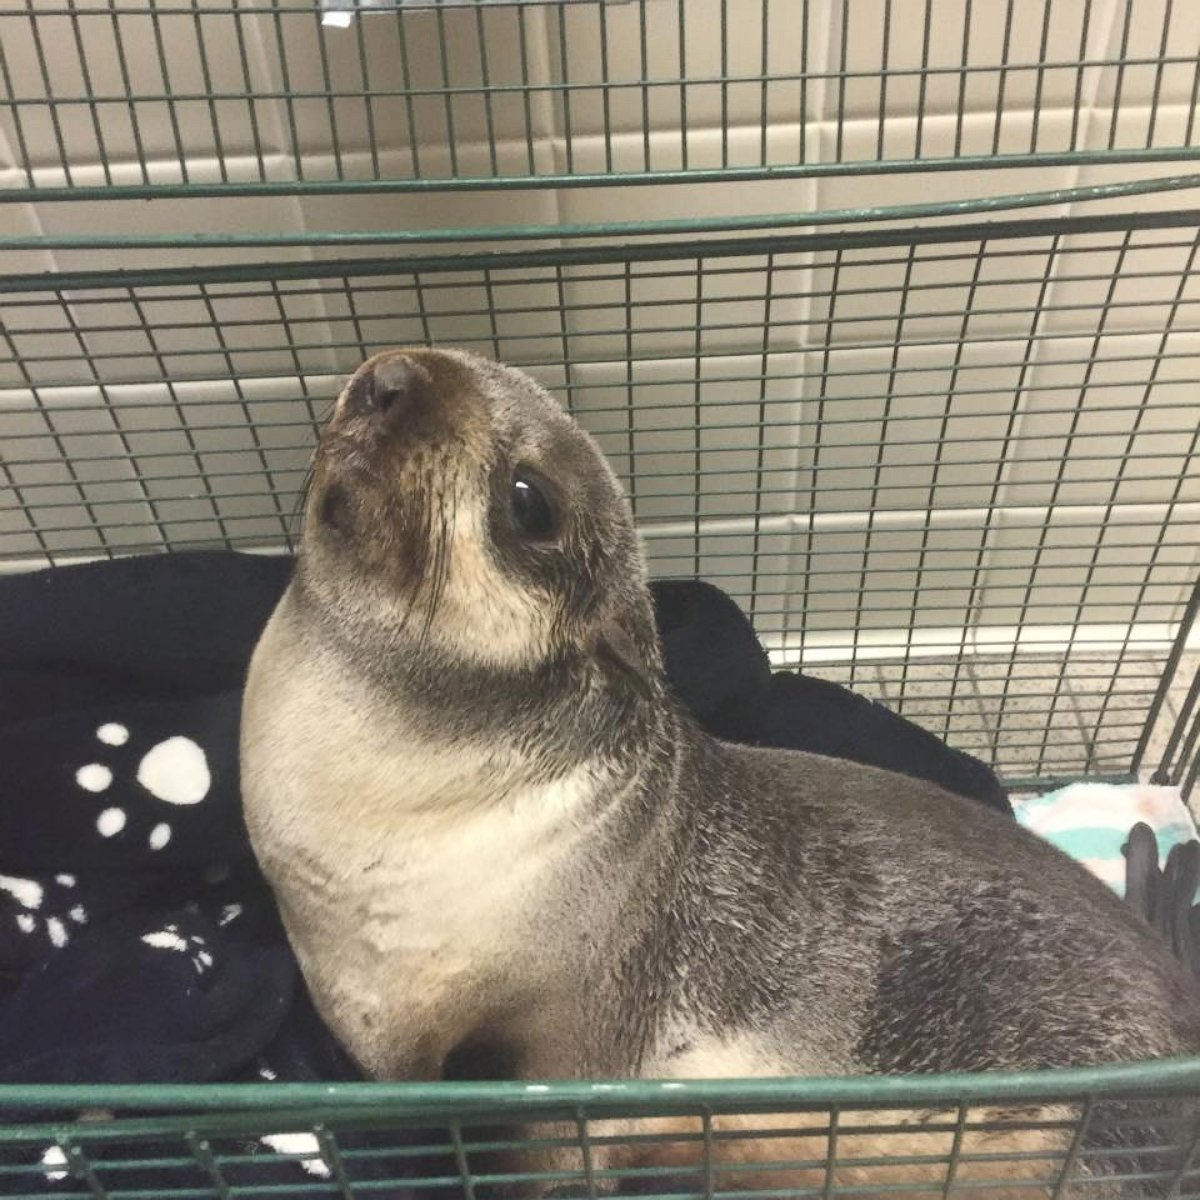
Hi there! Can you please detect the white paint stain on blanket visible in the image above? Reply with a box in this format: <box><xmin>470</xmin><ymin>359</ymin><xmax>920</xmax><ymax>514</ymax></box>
<box><xmin>141</xmin><ymin>925</ymin><xmax>213</xmax><ymax>973</ymax></box>
<box><xmin>1</xmin><ymin>873</ymin><xmax>89</xmax><ymax>946</ymax></box>
<box><xmin>261</xmin><ymin>1133</ymin><xmax>331</xmax><ymax>1178</ymax></box>
<box><xmin>96</xmin><ymin>807</ymin><xmax>125</xmax><ymax>838</ymax></box>
<box><xmin>75</xmin><ymin>763</ymin><xmax>112</xmax><ymax>792</ymax></box>
<box><xmin>137</xmin><ymin>736</ymin><xmax>210</xmax><ymax>805</ymax></box>
<box><xmin>143</xmin><ymin>928</ymin><xmax>190</xmax><ymax>952</ymax></box>
<box><xmin>76</xmin><ymin>729</ymin><xmax>212</xmax><ymax>850</ymax></box>
<box><xmin>0</xmin><ymin>874</ymin><xmax>43</xmax><ymax>909</ymax></box>
<box><xmin>40</xmin><ymin>1146</ymin><xmax>68</xmax><ymax>1181</ymax></box>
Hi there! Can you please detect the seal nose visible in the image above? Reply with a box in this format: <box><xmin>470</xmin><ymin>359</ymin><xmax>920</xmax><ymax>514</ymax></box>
<box><xmin>370</xmin><ymin>356</ymin><xmax>420</xmax><ymax>414</ymax></box>
<box><xmin>344</xmin><ymin>354</ymin><xmax>428</xmax><ymax>420</ymax></box>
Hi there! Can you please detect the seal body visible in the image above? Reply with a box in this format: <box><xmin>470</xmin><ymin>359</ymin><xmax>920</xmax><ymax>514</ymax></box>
<box><xmin>242</xmin><ymin>348</ymin><xmax>1200</xmax><ymax>1195</ymax></box>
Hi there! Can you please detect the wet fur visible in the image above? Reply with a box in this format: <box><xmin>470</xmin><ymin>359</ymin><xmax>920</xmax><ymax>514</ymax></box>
<box><xmin>242</xmin><ymin>348</ymin><xmax>1200</xmax><ymax>1197</ymax></box>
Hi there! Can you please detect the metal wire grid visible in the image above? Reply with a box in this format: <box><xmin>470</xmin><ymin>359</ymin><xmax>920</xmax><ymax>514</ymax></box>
<box><xmin>1</xmin><ymin>211</ymin><xmax>1197</xmax><ymax>788</ymax></box>
<box><xmin>0</xmin><ymin>9</ymin><xmax>1197</xmax><ymax>1178</ymax></box>
<box><xmin>2</xmin><ymin>1065</ymin><xmax>1200</xmax><ymax>1199</ymax></box>
<box><xmin>1153</xmin><ymin>595</ymin><xmax>1200</xmax><ymax>800</ymax></box>
<box><xmin>1</xmin><ymin>0</ymin><xmax>1199</xmax><ymax>199</ymax></box>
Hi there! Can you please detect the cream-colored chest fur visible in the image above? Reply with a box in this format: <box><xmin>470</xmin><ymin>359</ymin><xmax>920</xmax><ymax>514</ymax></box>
<box><xmin>241</xmin><ymin>617</ymin><xmax>603</xmax><ymax>1074</ymax></box>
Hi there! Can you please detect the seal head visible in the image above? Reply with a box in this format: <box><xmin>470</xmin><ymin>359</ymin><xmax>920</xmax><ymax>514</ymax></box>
<box><xmin>300</xmin><ymin>348</ymin><xmax>662</xmax><ymax>713</ymax></box>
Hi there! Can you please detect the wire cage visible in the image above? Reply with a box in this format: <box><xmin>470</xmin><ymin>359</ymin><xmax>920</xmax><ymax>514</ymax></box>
<box><xmin>1</xmin><ymin>2</ymin><xmax>1200</xmax><ymax>1196</ymax></box>
<box><xmin>4</xmin><ymin>1062</ymin><xmax>1200</xmax><ymax>1198</ymax></box>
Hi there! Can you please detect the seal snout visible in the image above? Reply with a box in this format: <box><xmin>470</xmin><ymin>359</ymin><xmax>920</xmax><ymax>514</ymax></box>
<box><xmin>343</xmin><ymin>353</ymin><xmax>433</xmax><ymax>423</ymax></box>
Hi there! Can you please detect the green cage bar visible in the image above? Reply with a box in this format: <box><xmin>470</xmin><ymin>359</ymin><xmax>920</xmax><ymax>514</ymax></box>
<box><xmin>4</xmin><ymin>1059</ymin><xmax>1200</xmax><ymax>1198</ymax></box>
<box><xmin>1</xmin><ymin>0</ymin><xmax>1200</xmax><ymax>200</ymax></box>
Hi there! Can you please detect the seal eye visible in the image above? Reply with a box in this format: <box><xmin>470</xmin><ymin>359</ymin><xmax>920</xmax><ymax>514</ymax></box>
<box><xmin>510</xmin><ymin>473</ymin><xmax>556</xmax><ymax>541</ymax></box>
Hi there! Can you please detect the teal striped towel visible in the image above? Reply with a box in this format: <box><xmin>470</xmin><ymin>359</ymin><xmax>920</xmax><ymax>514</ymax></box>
<box><xmin>1013</xmin><ymin>782</ymin><xmax>1197</xmax><ymax>898</ymax></box>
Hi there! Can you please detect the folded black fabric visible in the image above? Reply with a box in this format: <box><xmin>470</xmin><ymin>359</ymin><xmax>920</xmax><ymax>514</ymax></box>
<box><xmin>0</xmin><ymin>550</ymin><xmax>291</xmax><ymax>699</ymax></box>
<box><xmin>652</xmin><ymin>579</ymin><xmax>1011</xmax><ymax>815</ymax></box>
<box><xmin>0</xmin><ymin>551</ymin><xmax>1008</xmax><ymax>1109</ymax></box>
<box><xmin>0</xmin><ymin>906</ymin><xmax>293</xmax><ymax>1085</ymax></box>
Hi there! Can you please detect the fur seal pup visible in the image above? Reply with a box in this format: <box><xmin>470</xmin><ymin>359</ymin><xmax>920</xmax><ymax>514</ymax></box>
<box><xmin>241</xmin><ymin>348</ymin><xmax>1200</xmax><ymax>1196</ymax></box>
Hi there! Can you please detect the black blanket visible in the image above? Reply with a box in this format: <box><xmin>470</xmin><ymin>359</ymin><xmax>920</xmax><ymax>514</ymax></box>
<box><xmin>0</xmin><ymin>551</ymin><xmax>1014</xmax><ymax>1086</ymax></box>
<box><xmin>0</xmin><ymin>550</ymin><xmax>1018</xmax><ymax>1187</ymax></box>
<box><xmin>17</xmin><ymin>550</ymin><xmax>1200</xmax><ymax>1198</ymax></box>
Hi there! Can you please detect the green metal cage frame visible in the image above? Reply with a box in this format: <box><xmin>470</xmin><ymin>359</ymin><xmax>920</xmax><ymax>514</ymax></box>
<box><xmin>2</xmin><ymin>0</ymin><xmax>1200</xmax><ymax>202</ymax></box>
<box><xmin>5</xmin><ymin>1058</ymin><xmax>1200</xmax><ymax>1197</ymax></box>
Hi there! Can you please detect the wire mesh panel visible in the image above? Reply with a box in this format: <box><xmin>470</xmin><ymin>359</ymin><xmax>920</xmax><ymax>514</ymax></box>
<box><xmin>2</xmin><ymin>1065</ymin><xmax>1200</xmax><ymax>1199</ymax></box>
<box><xmin>0</xmin><ymin>2</ymin><xmax>1197</xmax><ymax>793</ymax></box>
<box><xmin>1</xmin><ymin>212</ymin><xmax>1197</xmax><ymax>788</ymax></box>
<box><xmin>1</xmin><ymin>0</ymin><xmax>1199</xmax><ymax>200</ymax></box>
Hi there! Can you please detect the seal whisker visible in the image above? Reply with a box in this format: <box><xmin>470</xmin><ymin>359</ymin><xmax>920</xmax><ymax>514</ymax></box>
<box><xmin>393</xmin><ymin>470</ymin><xmax>436</xmax><ymax>639</ymax></box>
<box><xmin>287</xmin><ymin>459</ymin><xmax>316</xmax><ymax>545</ymax></box>
<box><xmin>418</xmin><ymin>478</ymin><xmax>453</xmax><ymax>646</ymax></box>
<box><xmin>288</xmin><ymin>396</ymin><xmax>338</xmax><ymax>543</ymax></box>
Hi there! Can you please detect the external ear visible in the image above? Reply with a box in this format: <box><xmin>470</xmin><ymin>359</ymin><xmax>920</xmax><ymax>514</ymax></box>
<box><xmin>593</xmin><ymin>616</ymin><xmax>655</xmax><ymax>697</ymax></box>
